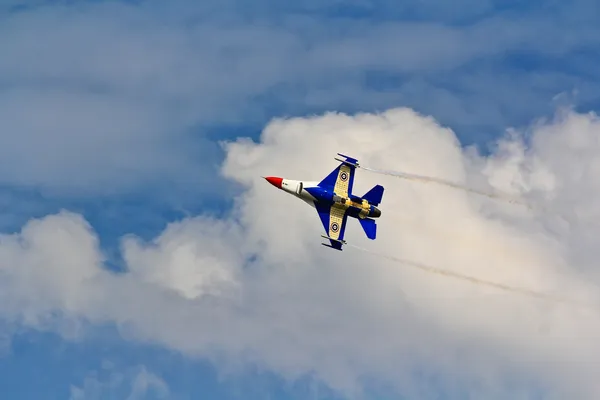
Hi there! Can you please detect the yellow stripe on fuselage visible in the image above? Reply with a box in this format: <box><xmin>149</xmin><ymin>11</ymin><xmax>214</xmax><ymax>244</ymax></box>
<box><xmin>337</xmin><ymin>197</ymin><xmax>370</xmax><ymax>218</ymax></box>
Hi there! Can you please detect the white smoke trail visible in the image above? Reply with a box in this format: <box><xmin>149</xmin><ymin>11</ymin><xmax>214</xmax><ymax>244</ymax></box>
<box><xmin>359</xmin><ymin>166</ymin><xmax>533</xmax><ymax>208</ymax></box>
<box><xmin>347</xmin><ymin>244</ymin><xmax>595</xmax><ymax>311</ymax></box>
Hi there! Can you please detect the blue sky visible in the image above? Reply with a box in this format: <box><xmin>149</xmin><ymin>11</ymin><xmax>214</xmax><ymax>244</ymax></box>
<box><xmin>1</xmin><ymin>0</ymin><xmax>600</xmax><ymax>399</ymax></box>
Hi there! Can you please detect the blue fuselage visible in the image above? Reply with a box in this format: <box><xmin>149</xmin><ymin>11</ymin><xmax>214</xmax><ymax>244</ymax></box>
<box><xmin>304</xmin><ymin>186</ymin><xmax>381</xmax><ymax>219</ymax></box>
<box><xmin>263</xmin><ymin>154</ymin><xmax>384</xmax><ymax>249</ymax></box>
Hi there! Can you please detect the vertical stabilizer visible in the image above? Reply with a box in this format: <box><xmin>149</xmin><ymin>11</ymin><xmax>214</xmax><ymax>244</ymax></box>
<box><xmin>362</xmin><ymin>184</ymin><xmax>384</xmax><ymax>205</ymax></box>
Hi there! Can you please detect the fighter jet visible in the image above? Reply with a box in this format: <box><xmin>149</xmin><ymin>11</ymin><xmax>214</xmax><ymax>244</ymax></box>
<box><xmin>264</xmin><ymin>153</ymin><xmax>384</xmax><ymax>250</ymax></box>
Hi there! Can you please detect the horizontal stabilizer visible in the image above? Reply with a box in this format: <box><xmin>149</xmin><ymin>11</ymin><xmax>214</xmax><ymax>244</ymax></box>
<box><xmin>362</xmin><ymin>184</ymin><xmax>384</xmax><ymax>206</ymax></box>
<box><xmin>359</xmin><ymin>218</ymin><xmax>377</xmax><ymax>240</ymax></box>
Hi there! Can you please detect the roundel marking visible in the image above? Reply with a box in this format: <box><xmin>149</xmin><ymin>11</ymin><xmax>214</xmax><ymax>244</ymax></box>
<box><xmin>340</xmin><ymin>171</ymin><xmax>348</xmax><ymax>181</ymax></box>
<box><xmin>330</xmin><ymin>222</ymin><xmax>339</xmax><ymax>232</ymax></box>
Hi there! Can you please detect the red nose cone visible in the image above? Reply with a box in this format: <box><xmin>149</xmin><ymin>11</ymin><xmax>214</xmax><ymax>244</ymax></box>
<box><xmin>264</xmin><ymin>176</ymin><xmax>283</xmax><ymax>188</ymax></box>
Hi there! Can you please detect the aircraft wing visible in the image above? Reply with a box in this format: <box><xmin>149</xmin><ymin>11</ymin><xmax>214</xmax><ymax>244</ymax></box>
<box><xmin>315</xmin><ymin>202</ymin><xmax>348</xmax><ymax>250</ymax></box>
<box><xmin>318</xmin><ymin>153</ymin><xmax>358</xmax><ymax>198</ymax></box>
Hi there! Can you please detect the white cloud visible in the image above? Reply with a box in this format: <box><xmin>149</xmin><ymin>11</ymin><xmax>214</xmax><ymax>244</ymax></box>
<box><xmin>122</xmin><ymin>216</ymin><xmax>243</xmax><ymax>299</ymax></box>
<box><xmin>2</xmin><ymin>107</ymin><xmax>600</xmax><ymax>398</ymax></box>
<box><xmin>69</xmin><ymin>364</ymin><xmax>169</xmax><ymax>400</ymax></box>
<box><xmin>1</xmin><ymin>1</ymin><xmax>599</xmax><ymax>195</ymax></box>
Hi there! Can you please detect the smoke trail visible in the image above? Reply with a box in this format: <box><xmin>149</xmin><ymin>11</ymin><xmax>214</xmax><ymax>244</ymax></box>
<box><xmin>348</xmin><ymin>244</ymin><xmax>596</xmax><ymax>311</ymax></box>
<box><xmin>359</xmin><ymin>166</ymin><xmax>533</xmax><ymax>208</ymax></box>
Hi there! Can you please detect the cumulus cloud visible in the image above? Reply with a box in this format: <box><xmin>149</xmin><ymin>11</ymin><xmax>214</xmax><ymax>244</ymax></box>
<box><xmin>69</xmin><ymin>364</ymin><xmax>169</xmax><ymax>400</ymax></box>
<box><xmin>1</xmin><ymin>1</ymin><xmax>599</xmax><ymax>195</ymax></box>
<box><xmin>1</xmin><ymin>107</ymin><xmax>600</xmax><ymax>398</ymax></box>
<box><xmin>123</xmin><ymin>216</ymin><xmax>244</xmax><ymax>299</ymax></box>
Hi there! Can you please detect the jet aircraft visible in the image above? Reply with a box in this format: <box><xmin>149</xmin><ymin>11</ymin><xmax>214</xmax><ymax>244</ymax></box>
<box><xmin>264</xmin><ymin>153</ymin><xmax>384</xmax><ymax>250</ymax></box>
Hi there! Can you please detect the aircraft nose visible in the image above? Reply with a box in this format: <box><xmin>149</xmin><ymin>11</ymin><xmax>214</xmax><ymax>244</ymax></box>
<box><xmin>264</xmin><ymin>176</ymin><xmax>283</xmax><ymax>188</ymax></box>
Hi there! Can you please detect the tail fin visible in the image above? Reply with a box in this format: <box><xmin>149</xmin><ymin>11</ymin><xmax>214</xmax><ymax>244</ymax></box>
<box><xmin>362</xmin><ymin>184</ymin><xmax>384</xmax><ymax>206</ymax></box>
<box><xmin>358</xmin><ymin>218</ymin><xmax>377</xmax><ymax>240</ymax></box>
